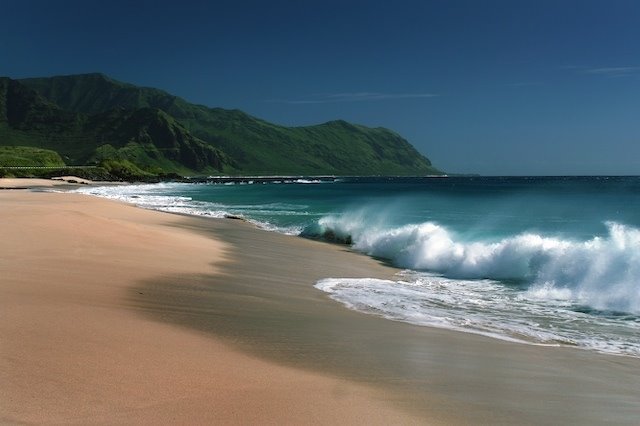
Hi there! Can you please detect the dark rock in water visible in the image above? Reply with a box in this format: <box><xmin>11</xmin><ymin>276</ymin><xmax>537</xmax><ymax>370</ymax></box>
<box><xmin>224</xmin><ymin>214</ymin><xmax>245</xmax><ymax>221</ymax></box>
<box><xmin>321</xmin><ymin>230</ymin><xmax>352</xmax><ymax>245</ymax></box>
<box><xmin>299</xmin><ymin>224</ymin><xmax>353</xmax><ymax>245</ymax></box>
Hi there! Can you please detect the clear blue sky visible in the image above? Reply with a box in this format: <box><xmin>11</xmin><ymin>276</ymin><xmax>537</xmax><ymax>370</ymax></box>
<box><xmin>2</xmin><ymin>0</ymin><xmax>640</xmax><ymax>175</ymax></box>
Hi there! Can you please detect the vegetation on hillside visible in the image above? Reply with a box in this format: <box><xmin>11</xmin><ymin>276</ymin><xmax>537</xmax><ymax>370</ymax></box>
<box><xmin>0</xmin><ymin>73</ymin><xmax>442</xmax><ymax>179</ymax></box>
<box><xmin>0</xmin><ymin>146</ymin><xmax>65</xmax><ymax>167</ymax></box>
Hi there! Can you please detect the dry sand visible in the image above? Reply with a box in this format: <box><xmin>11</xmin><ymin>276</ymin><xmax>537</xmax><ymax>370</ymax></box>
<box><xmin>0</xmin><ymin>189</ymin><xmax>422</xmax><ymax>424</ymax></box>
<box><xmin>2</xmin><ymin>181</ymin><xmax>640</xmax><ymax>425</ymax></box>
<box><xmin>0</xmin><ymin>176</ymin><xmax>96</xmax><ymax>189</ymax></box>
<box><xmin>0</xmin><ymin>177</ymin><xmax>68</xmax><ymax>189</ymax></box>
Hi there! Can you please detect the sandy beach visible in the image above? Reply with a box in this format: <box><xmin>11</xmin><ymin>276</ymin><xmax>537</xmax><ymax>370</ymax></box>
<box><xmin>0</xmin><ymin>186</ymin><xmax>421</xmax><ymax>424</ymax></box>
<box><xmin>0</xmin><ymin>176</ymin><xmax>94</xmax><ymax>189</ymax></box>
<box><xmin>2</xmin><ymin>180</ymin><xmax>640</xmax><ymax>424</ymax></box>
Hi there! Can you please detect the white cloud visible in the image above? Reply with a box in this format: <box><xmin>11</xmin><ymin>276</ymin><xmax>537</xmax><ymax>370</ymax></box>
<box><xmin>583</xmin><ymin>67</ymin><xmax>640</xmax><ymax>77</ymax></box>
<box><xmin>268</xmin><ymin>92</ymin><xmax>438</xmax><ymax>104</ymax></box>
<box><xmin>505</xmin><ymin>82</ymin><xmax>543</xmax><ymax>88</ymax></box>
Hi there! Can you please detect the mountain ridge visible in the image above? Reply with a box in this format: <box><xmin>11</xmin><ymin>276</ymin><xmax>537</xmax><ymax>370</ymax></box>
<box><xmin>1</xmin><ymin>73</ymin><xmax>442</xmax><ymax>177</ymax></box>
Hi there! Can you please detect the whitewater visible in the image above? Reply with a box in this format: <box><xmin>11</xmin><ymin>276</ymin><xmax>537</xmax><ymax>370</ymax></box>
<box><xmin>74</xmin><ymin>176</ymin><xmax>640</xmax><ymax>357</ymax></box>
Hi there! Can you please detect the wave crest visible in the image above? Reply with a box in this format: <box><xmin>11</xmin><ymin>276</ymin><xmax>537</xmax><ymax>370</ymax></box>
<box><xmin>312</xmin><ymin>214</ymin><xmax>640</xmax><ymax>313</ymax></box>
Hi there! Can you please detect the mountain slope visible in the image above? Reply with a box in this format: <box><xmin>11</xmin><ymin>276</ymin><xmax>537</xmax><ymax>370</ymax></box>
<box><xmin>85</xmin><ymin>107</ymin><xmax>233</xmax><ymax>173</ymax></box>
<box><xmin>0</xmin><ymin>77</ymin><xmax>232</xmax><ymax>174</ymax></box>
<box><xmin>20</xmin><ymin>73</ymin><xmax>197</xmax><ymax>117</ymax></box>
<box><xmin>8</xmin><ymin>73</ymin><xmax>441</xmax><ymax>176</ymax></box>
<box><xmin>0</xmin><ymin>77</ymin><xmax>93</xmax><ymax>160</ymax></box>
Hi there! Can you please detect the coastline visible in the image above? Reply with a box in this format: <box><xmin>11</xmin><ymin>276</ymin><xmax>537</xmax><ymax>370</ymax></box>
<box><xmin>136</xmin><ymin>211</ymin><xmax>640</xmax><ymax>424</ymax></box>
<box><xmin>0</xmin><ymin>187</ymin><xmax>421</xmax><ymax>424</ymax></box>
<box><xmin>2</xmin><ymin>180</ymin><xmax>640</xmax><ymax>424</ymax></box>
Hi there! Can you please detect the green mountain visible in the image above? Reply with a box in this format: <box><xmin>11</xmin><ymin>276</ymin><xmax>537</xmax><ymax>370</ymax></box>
<box><xmin>1</xmin><ymin>73</ymin><xmax>441</xmax><ymax>177</ymax></box>
<box><xmin>0</xmin><ymin>146</ymin><xmax>65</xmax><ymax>167</ymax></box>
<box><xmin>0</xmin><ymin>76</ymin><xmax>232</xmax><ymax>176</ymax></box>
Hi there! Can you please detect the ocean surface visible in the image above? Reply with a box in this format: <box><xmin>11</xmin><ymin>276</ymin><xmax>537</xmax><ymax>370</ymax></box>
<box><xmin>75</xmin><ymin>176</ymin><xmax>640</xmax><ymax>357</ymax></box>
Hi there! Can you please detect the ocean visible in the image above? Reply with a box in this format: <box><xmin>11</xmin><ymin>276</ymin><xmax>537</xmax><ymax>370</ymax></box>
<box><xmin>75</xmin><ymin>176</ymin><xmax>640</xmax><ymax>357</ymax></box>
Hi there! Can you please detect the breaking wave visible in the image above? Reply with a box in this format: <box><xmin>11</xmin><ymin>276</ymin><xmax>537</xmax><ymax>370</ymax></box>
<box><xmin>309</xmin><ymin>214</ymin><xmax>640</xmax><ymax>314</ymax></box>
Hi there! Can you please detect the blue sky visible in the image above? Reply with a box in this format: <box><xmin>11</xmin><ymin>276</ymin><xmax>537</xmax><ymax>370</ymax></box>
<box><xmin>2</xmin><ymin>0</ymin><xmax>640</xmax><ymax>175</ymax></box>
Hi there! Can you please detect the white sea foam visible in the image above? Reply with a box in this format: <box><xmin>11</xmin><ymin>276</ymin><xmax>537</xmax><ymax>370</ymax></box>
<box><xmin>313</xmin><ymin>211</ymin><xmax>640</xmax><ymax>356</ymax></box>
<box><xmin>74</xmin><ymin>183</ymin><xmax>231</xmax><ymax>217</ymax></box>
<box><xmin>293</xmin><ymin>179</ymin><xmax>322</xmax><ymax>184</ymax></box>
<box><xmin>73</xmin><ymin>184</ymin><xmax>307</xmax><ymax>234</ymax></box>
<box><xmin>315</xmin><ymin>273</ymin><xmax>640</xmax><ymax>357</ymax></box>
<box><xmin>316</xmin><ymin>214</ymin><xmax>640</xmax><ymax>314</ymax></box>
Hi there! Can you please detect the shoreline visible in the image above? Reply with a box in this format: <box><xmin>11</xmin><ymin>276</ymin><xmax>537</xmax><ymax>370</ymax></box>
<box><xmin>134</xmin><ymin>211</ymin><xmax>640</xmax><ymax>424</ymax></box>
<box><xmin>0</xmin><ymin>188</ymin><xmax>422</xmax><ymax>424</ymax></box>
<box><xmin>2</xmin><ymin>181</ymin><xmax>640</xmax><ymax>424</ymax></box>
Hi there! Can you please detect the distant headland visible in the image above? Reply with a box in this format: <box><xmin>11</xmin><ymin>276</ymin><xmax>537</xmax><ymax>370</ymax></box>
<box><xmin>0</xmin><ymin>73</ymin><xmax>441</xmax><ymax>180</ymax></box>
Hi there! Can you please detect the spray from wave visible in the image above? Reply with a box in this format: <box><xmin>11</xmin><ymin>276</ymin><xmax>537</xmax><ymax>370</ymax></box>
<box><xmin>308</xmin><ymin>210</ymin><xmax>640</xmax><ymax>314</ymax></box>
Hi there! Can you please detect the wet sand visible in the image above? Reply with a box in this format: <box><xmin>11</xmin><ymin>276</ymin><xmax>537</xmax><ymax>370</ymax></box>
<box><xmin>134</xmin><ymin>210</ymin><xmax>640</xmax><ymax>425</ymax></box>
<box><xmin>2</xmin><ymin>185</ymin><xmax>640</xmax><ymax>424</ymax></box>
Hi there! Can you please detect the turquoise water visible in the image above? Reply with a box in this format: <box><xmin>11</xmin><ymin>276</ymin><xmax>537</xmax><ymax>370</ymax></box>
<box><xmin>77</xmin><ymin>176</ymin><xmax>640</xmax><ymax>356</ymax></box>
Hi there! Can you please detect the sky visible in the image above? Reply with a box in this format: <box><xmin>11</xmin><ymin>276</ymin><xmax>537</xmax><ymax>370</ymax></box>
<box><xmin>2</xmin><ymin>0</ymin><xmax>640</xmax><ymax>175</ymax></box>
